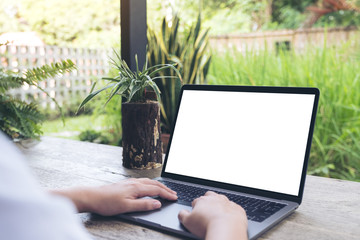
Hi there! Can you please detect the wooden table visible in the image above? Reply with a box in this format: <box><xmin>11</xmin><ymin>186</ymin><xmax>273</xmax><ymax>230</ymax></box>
<box><xmin>18</xmin><ymin>137</ymin><xmax>360</xmax><ymax>240</ymax></box>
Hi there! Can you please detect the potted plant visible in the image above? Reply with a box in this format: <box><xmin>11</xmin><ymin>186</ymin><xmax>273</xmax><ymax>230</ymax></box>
<box><xmin>78</xmin><ymin>51</ymin><xmax>181</xmax><ymax>169</ymax></box>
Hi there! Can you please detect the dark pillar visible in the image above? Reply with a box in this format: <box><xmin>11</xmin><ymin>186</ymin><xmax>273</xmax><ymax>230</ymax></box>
<box><xmin>121</xmin><ymin>0</ymin><xmax>147</xmax><ymax>71</ymax></box>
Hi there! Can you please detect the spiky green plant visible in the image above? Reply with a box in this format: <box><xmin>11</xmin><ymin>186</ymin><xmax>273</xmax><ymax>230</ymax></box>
<box><xmin>0</xmin><ymin>49</ymin><xmax>76</xmax><ymax>139</ymax></box>
<box><xmin>77</xmin><ymin>51</ymin><xmax>181</xmax><ymax>111</ymax></box>
<box><xmin>147</xmin><ymin>14</ymin><xmax>212</xmax><ymax>133</ymax></box>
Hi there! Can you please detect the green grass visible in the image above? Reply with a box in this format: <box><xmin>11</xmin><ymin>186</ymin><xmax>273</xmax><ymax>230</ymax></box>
<box><xmin>208</xmin><ymin>40</ymin><xmax>360</xmax><ymax>181</ymax></box>
<box><xmin>42</xmin><ymin>115</ymin><xmax>107</xmax><ymax>140</ymax></box>
<box><xmin>42</xmin><ymin>87</ymin><xmax>123</xmax><ymax>144</ymax></box>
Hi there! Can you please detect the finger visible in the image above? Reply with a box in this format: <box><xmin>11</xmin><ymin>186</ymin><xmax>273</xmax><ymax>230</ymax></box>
<box><xmin>205</xmin><ymin>191</ymin><xmax>217</xmax><ymax>196</ymax></box>
<box><xmin>125</xmin><ymin>198</ymin><xmax>162</xmax><ymax>212</ymax></box>
<box><xmin>135</xmin><ymin>185</ymin><xmax>178</xmax><ymax>200</ymax></box>
<box><xmin>178</xmin><ymin>209</ymin><xmax>191</xmax><ymax>225</ymax></box>
<box><xmin>192</xmin><ymin>197</ymin><xmax>201</xmax><ymax>207</ymax></box>
<box><xmin>205</xmin><ymin>191</ymin><xmax>229</xmax><ymax>201</ymax></box>
<box><xmin>136</xmin><ymin>178</ymin><xmax>177</xmax><ymax>195</ymax></box>
<box><xmin>219</xmin><ymin>194</ymin><xmax>229</xmax><ymax>200</ymax></box>
<box><xmin>192</xmin><ymin>195</ymin><xmax>206</xmax><ymax>207</ymax></box>
<box><xmin>191</xmin><ymin>198</ymin><xmax>198</xmax><ymax>207</ymax></box>
<box><xmin>126</xmin><ymin>178</ymin><xmax>176</xmax><ymax>195</ymax></box>
<box><xmin>204</xmin><ymin>191</ymin><xmax>228</xmax><ymax>200</ymax></box>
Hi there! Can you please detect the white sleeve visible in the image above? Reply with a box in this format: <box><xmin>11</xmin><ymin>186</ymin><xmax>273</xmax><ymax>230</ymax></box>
<box><xmin>0</xmin><ymin>132</ymin><xmax>92</xmax><ymax>240</ymax></box>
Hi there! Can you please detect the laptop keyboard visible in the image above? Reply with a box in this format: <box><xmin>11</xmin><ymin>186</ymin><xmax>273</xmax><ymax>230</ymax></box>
<box><xmin>159</xmin><ymin>180</ymin><xmax>286</xmax><ymax>222</ymax></box>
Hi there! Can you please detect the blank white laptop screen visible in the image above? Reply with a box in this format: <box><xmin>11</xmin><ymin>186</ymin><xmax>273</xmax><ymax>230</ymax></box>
<box><xmin>165</xmin><ymin>90</ymin><xmax>315</xmax><ymax>196</ymax></box>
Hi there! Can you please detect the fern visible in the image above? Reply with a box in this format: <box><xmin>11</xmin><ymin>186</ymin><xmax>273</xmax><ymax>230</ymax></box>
<box><xmin>0</xmin><ymin>72</ymin><xmax>26</xmax><ymax>93</ymax></box>
<box><xmin>0</xmin><ymin>55</ymin><xmax>76</xmax><ymax>139</ymax></box>
<box><xmin>0</xmin><ymin>93</ymin><xmax>44</xmax><ymax>139</ymax></box>
<box><xmin>25</xmin><ymin>60</ymin><xmax>76</xmax><ymax>83</ymax></box>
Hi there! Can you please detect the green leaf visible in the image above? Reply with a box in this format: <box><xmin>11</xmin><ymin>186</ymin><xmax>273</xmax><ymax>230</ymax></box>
<box><xmin>77</xmin><ymin>83</ymin><xmax>116</xmax><ymax>113</ymax></box>
<box><xmin>193</xmin><ymin>13</ymin><xmax>201</xmax><ymax>42</ymax></box>
<box><xmin>128</xmin><ymin>82</ymin><xmax>142</xmax><ymax>102</ymax></box>
<box><xmin>146</xmin><ymin>79</ymin><xmax>161</xmax><ymax>102</ymax></box>
<box><xmin>135</xmin><ymin>54</ymin><xmax>140</xmax><ymax>76</ymax></box>
<box><xmin>90</xmin><ymin>81</ymin><xmax>97</xmax><ymax>93</ymax></box>
<box><xmin>102</xmin><ymin>77</ymin><xmax>121</xmax><ymax>82</ymax></box>
<box><xmin>105</xmin><ymin>81</ymin><xmax>125</xmax><ymax>106</ymax></box>
<box><xmin>25</xmin><ymin>59</ymin><xmax>76</xmax><ymax>82</ymax></box>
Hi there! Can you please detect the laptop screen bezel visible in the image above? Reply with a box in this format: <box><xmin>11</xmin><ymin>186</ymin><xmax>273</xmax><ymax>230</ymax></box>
<box><xmin>161</xmin><ymin>84</ymin><xmax>320</xmax><ymax>205</ymax></box>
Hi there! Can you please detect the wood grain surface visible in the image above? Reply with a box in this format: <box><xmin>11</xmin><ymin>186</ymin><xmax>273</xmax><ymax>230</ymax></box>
<box><xmin>18</xmin><ymin>137</ymin><xmax>360</xmax><ymax>240</ymax></box>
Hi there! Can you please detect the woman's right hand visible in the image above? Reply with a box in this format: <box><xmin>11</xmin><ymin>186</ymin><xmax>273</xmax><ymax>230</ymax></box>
<box><xmin>178</xmin><ymin>191</ymin><xmax>248</xmax><ymax>240</ymax></box>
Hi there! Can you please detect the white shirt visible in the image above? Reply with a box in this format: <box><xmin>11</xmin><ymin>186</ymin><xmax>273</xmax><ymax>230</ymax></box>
<box><xmin>0</xmin><ymin>132</ymin><xmax>92</xmax><ymax>240</ymax></box>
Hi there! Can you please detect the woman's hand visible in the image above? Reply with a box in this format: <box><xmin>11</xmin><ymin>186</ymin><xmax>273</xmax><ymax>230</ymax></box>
<box><xmin>178</xmin><ymin>191</ymin><xmax>248</xmax><ymax>240</ymax></box>
<box><xmin>50</xmin><ymin>178</ymin><xmax>177</xmax><ymax>216</ymax></box>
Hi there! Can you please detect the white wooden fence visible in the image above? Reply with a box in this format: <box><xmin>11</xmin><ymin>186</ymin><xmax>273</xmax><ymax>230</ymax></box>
<box><xmin>1</xmin><ymin>45</ymin><xmax>110</xmax><ymax>109</ymax></box>
<box><xmin>210</xmin><ymin>26</ymin><xmax>359</xmax><ymax>52</ymax></box>
<box><xmin>3</xmin><ymin>27</ymin><xmax>357</xmax><ymax>110</ymax></box>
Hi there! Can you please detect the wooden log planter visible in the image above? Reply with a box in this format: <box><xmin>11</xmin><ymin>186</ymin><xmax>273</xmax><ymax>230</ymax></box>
<box><xmin>121</xmin><ymin>101</ymin><xmax>162</xmax><ymax>169</ymax></box>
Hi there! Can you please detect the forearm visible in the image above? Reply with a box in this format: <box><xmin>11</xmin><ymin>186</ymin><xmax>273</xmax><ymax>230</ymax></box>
<box><xmin>49</xmin><ymin>187</ymin><xmax>94</xmax><ymax>213</ymax></box>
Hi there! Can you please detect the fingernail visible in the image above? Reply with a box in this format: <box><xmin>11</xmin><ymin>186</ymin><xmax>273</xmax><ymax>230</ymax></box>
<box><xmin>153</xmin><ymin>201</ymin><xmax>161</xmax><ymax>209</ymax></box>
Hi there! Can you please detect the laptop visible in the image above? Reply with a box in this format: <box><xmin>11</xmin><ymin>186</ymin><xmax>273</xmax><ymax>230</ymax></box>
<box><xmin>118</xmin><ymin>84</ymin><xmax>320</xmax><ymax>239</ymax></box>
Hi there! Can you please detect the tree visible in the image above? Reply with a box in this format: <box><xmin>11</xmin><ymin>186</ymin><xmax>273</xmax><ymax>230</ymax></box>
<box><xmin>0</xmin><ymin>0</ymin><xmax>120</xmax><ymax>48</ymax></box>
<box><xmin>302</xmin><ymin>0</ymin><xmax>360</xmax><ymax>28</ymax></box>
<box><xmin>271</xmin><ymin>0</ymin><xmax>317</xmax><ymax>29</ymax></box>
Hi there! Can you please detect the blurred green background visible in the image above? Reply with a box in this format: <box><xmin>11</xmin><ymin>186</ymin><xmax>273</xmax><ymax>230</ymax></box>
<box><xmin>1</xmin><ymin>0</ymin><xmax>359</xmax><ymax>181</ymax></box>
